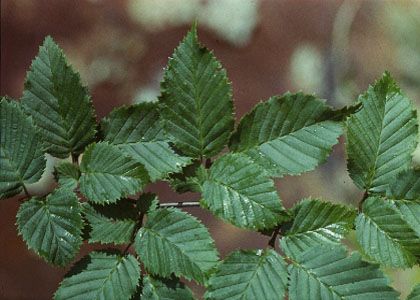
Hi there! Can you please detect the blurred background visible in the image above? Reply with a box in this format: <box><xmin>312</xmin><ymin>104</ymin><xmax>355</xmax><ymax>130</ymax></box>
<box><xmin>1</xmin><ymin>0</ymin><xmax>420</xmax><ymax>298</ymax></box>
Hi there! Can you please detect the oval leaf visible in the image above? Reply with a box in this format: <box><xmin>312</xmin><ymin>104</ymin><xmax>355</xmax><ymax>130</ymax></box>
<box><xmin>205</xmin><ymin>249</ymin><xmax>287</xmax><ymax>300</ymax></box>
<box><xmin>135</xmin><ymin>208</ymin><xmax>219</xmax><ymax>283</ymax></box>
<box><xmin>346</xmin><ymin>72</ymin><xmax>418</xmax><ymax>193</ymax></box>
<box><xmin>21</xmin><ymin>36</ymin><xmax>97</xmax><ymax>158</ymax></box>
<box><xmin>229</xmin><ymin>93</ymin><xmax>342</xmax><ymax>177</ymax></box>
<box><xmin>79</xmin><ymin>142</ymin><xmax>149</xmax><ymax>204</ymax></box>
<box><xmin>280</xmin><ymin>199</ymin><xmax>356</xmax><ymax>256</ymax></box>
<box><xmin>102</xmin><ymin>104</ymin><xmax>191</xmax><ymax>182</ymax></box>
<box><xmin>356</xmin><ymin>197</ymin><xmax>420</xmax><ymax>268</ymax></box>
<box><xmin>288</xmin><ymin>245</ymin><xmax>399</xmax><ymax>300</ymax></box>
<box><xmin>55</xmin><ymin>252</ymin><xmax>140</xmax><ymax>300</ymax></box>
<box><xmin>160</xmin><ymin>25</ymin><xmax>234</xmax><ymax>158</ymax></box>
<box><xmin>202</xmin><ymin>153</ymin><xmax>286</xmax><ymax>230</ymax></box>
<box><xmin>17</xmin><ymin>188</ymin><xmax>83</xmax><ymax>266</ymax></box>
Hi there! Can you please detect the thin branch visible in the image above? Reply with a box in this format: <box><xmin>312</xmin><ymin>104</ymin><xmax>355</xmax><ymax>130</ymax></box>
<box><xmin>205</xmin><ymin>158</ymin><xmax>212</xmax><ymax>169</ymax></box>
<box><xmin>268</xmin><ymin>227</ymin><xmax>281</xmax><ymax>248</ymax></box>
<box><xmin>22</xmin><ymin>184</ymin><xmax>30</xmax><ymax>198</ymax></box>
<box><xmin>71</xmin><ymin>153</ymin><xmax>79</xmax><ymax>165</ymax></box>
<box><xmin>123</xmin><ymin>211</ymin><xmax>145</xmax><ymax>255</ymax></box>
<box><xmin>159</xmin><ymin>201</ymin><xmax>201</xmax><ymax>208</ymax></box>
<box><xmin>358</xmin><ymin>191</ymin><xmax>369</xmax><ymax>212</ymax></box>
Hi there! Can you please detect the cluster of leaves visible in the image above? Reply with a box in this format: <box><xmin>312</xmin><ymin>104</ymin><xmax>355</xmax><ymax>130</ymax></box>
<box><xmin>1</xmin><ymin>25</ymin><xmax>419</xmax><ymax>299</ymax></box>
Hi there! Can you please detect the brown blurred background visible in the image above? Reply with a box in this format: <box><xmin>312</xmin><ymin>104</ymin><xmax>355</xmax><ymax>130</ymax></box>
<box><xmin>1</xmin><ymin>0</ymin><xmax>420</xmax><ymax>299</ymax></box>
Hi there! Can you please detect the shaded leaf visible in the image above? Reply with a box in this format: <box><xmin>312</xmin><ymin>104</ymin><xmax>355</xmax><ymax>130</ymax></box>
<box><xmin>21</xmin><ymin>36</ymin><xmax>96</xmax><ymax>158</ymax></box>
<box><xmin>54</xmin><ymin>161</ymin><xmax>80</xmax><ymax>190</ymax></box>
<box><xmin>137</xmin><ymin>193</ymin><xmax>159</xmax><ymax>214</ymax></box>
<box><xmin>386</xmin><ymin>169</ymin><xmax>420</xmax><ymax>200</ymax></box>
<box><xmin>407</xmin><ymin>284</ymin><xmax>420</xmax><ymax>300</ymax></box>
<box><xmin>141</xmin><ymin>275</ymin><xmax>195</xmax><ymax>300</ymax></box>
<box><xmin>82</xmin><ymin>201</ymin><xmax>137</xmax><ymax>245</ymax></box>
<box><xmin>0</xmin><ymin>98</ymin><xmax>45</xmax><ymax>198</ymax></box>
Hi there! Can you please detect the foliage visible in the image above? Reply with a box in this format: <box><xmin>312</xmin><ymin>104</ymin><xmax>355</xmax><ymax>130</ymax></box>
<box><xmin>1</xmin><ymin>25</ymin><xmax>419</xmax><ymax>299</ymax></box>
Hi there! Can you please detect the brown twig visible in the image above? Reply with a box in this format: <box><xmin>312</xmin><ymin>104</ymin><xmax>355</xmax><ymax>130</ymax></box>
<box><xmin>159</xmin><ymin>201</ymin><xmax>201</xmax><ymax>208</ymax></box>
<box><xmin>268</xmin><ymin>227</ymin><xmax>281</xmax><ymax>248</ymax></box>
<box><xmin>358</xmin><ymin>191</ymin><xmax>369</xmax><ymax>212</ymax></box>
<box><xmin>123</xmin><ymin>211</ymin><xmax>145</xmax><ymax>255</ymax></box>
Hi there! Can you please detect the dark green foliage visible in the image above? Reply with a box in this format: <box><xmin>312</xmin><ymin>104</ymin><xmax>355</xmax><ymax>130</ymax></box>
<box><xmin>0</xmin><ymin>98</ymin><xmax>46</xmax><ymax>198</ymax></box>
<box><xmin>21</xmin><ymin>36</ymin><xmax>97</xmax><ymax>158</ymax></box>
<box><xmin>3</xmin><ymin>28</ymin><xmax>418</xmax><ymax>300</ymax></box>
<box><xmin>17</xmin><ymin>188</ymin><xmax>83</xmax><ymax>266</ymax></box>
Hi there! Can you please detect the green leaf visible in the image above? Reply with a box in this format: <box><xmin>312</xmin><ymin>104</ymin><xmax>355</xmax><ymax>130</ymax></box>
<box><xmin>346</xmin><ymin>72</ymin><xmax>418</xmax><ymax>193</ymax></box>
<box><xmin>407</xmin><ymin>284</ymin><xmax>420</xmax><ymax>300</ymax></box>
<box><xmin>202</xmin><ymin>153</ymin><xmax>286</xmax><ymax>230</ymax></box>
<box><xmin>54</xmin><ymin>162</ymin><xmax>80</xmax><ymax>190</ymax></box>
<box><xmin>141</xmin><ymin>275</ymin><xmax>195</xmax><ymax>300</ymax></box>
<box><xmin>135</xmin><ymin>207</ymin><xmax>219</xmax><ymax>283</ymax></box>
<box><xmin>21</xmin><ymin>36</ymin><xmax>96</xmax><ymax>158</ymax></box>
<box><xmin>101</xmin><ymin>102</ymin><xmax>164</xmax><ymax>144</ymax></box>
<box><xmin>280</xmin><ymin>199</ymin><xmax>356</xmax><ymax>256</ymax></box>
<box><xmin>229</xmin><ymin>93</ymin><xmax>343</xmax><ymax>177</ymax></box>
<box><xmin>356</xmin><ymin>197</ymin><xmax>420</xmax><ymax>268</ymax></box>
<box><xmin>79</xmin><ymin>142</ymin><xmax>149</xmax><ymax>204</ymax></box>
<box><xmin>160</xmin><ymin>25</ymin><xmax>234</xmax><ymax>158</ymax></box>
<box><xmin>121</xmin><ymin>142</ymin><xmax>191</xmax><ymax>182</ymax></box>
<box><xmin>16</xmin><ymin>188</ymin><xmax>83</xmax><ymax>266</ymax></box>
<box><xmin>55</xmin><ymin>251</ymin><xmax>140</xmax><ymax>300</ymax></box>
<box><xmin>102</xmin><ymin>104</ymin><xmax>191</xmax><ymax>182</ymax></box>
<box><xmin>0</xmin><ymin>98</ymin><xmax>46</xmax><ymax>198</ymax></box>
<box><xmin>288</xmin><ymin>245</ymin><xmax>399</xmax><ymax>300</ymax></box>
<box><xmin>394</xmin><ymin>200</ymin><xmax>420</xmax><ymax>236</ymax></box>
<box><xmin>82</xmin><ymin>201</ymin><xmax>137</xmax><ymax>245</ymax></box>
<box><xmin>386</xmin><ymin>169</ymin><xmax>420</xmax><ymax>200</ymax></box>
<box><xmin>168</xmin><ymin>160</ymin><xmax>205</xmax><ymax>194</ymax></box>
<box><xmin>205</xmin><ymin>249</ymin><xmax>287</xmax><ymax>300</ymax></box>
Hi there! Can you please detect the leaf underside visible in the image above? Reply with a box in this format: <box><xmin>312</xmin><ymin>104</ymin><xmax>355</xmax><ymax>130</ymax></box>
<box><xmin>346</xmin><ymin>72</ymin><xmax>418</xmax><ymax>193</ymax></box>
<box><xmin>0</xmin><ymin>98</ymin><xmax>46</xmax><ymax>198</ymax></box>
<box><xmin>135</xmin><ymin>207</ymin><xmax>219</xmax><ymax>284</ymax></box>
<box><xmin>21</xmin><ymin>36</ymin><xmax>96</xmax><ymax>158</ymax></box>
